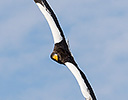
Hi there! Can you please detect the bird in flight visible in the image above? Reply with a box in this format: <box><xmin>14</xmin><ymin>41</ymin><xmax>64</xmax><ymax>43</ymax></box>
<box><xmin>34</xmin><ymin>0</ymin><xmax>97</xmax><ymax>100</ymax></box>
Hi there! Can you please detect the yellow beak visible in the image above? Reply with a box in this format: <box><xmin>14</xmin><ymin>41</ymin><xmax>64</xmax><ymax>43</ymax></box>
<box><xmin>52</xmin><ymin>54</ymin><xmax>58</xmax><ymax>61</ymax></box>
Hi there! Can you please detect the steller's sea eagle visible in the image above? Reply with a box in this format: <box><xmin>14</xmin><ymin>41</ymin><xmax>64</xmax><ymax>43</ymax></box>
<box><xmin>34</xmin><ymin>0</ymin><xmax>97</xmax><ymax>100</ymax></box>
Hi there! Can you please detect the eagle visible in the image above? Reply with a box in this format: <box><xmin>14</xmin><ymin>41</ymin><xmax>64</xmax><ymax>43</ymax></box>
<box><xmin>34</xmin><ymin>0</ymin><xmax>97</xmax><ymax>100</ymax></box>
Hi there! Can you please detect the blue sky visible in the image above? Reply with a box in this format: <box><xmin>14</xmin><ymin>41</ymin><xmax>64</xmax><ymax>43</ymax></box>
<box><xmin>0</xmin><ymin>0</ymin><xmax>128</xmax><ymax>100</ymax></box>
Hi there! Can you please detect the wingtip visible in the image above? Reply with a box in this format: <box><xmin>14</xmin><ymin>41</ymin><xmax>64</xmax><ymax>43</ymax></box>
<box><xmin>34</xmin><ymin>0</ymin><xmax>45</xmax><ymax>3</ymax></box>
<box><xmin>34</xmin><ymin>0</ymin><xmax>39</xmax><ymax>3</ymax></box>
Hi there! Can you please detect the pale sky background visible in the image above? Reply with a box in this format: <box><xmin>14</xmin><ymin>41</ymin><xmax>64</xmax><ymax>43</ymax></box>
<box><xmin>0</xmin><ymin>0</ymin><xmax>128</xmax><ymax>100</ymax></box>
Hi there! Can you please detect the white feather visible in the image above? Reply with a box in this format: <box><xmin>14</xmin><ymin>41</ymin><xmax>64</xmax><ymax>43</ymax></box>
<box><xmin>36</xmin><ymin>3</ymin><xmax>63</xmax><ymax>44</ymax></box>
<box><xmin>65</xmin><ymin>62</ymin><xmax>92</xmax><ymax>100</ymax></box>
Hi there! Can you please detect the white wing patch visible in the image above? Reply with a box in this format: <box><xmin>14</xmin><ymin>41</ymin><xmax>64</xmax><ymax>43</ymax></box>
<box><xmin>65</xmin><ymin>62</ymin><xmax>92</xmax><ymax>100</ymax></box>
<box><xmin>36</xmin><ymin>3</ymin><xmax>63</xmax><ymax>44</ymax></box>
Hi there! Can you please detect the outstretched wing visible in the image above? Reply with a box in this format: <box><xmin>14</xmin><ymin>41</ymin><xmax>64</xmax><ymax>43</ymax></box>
<box><xmin>34</xmin><ymin>0</ymin><xmax>96</xmax><ymax>100</ymax></box>
<box><xmin>34</xmin><ymin>0</ymin><xmax>65</xmax><ymax>44</ymax></box>
<box><xmin>65</xmin><ymin>62</ymin><xmax>96</xmax><ymax>100</ymax></box>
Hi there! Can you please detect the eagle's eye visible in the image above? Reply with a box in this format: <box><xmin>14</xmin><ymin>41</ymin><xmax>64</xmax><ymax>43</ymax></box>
<box><xmin>52</xmin><ymin>54</ymin><xmax>58</xmax><ymax>61</ymax></box>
